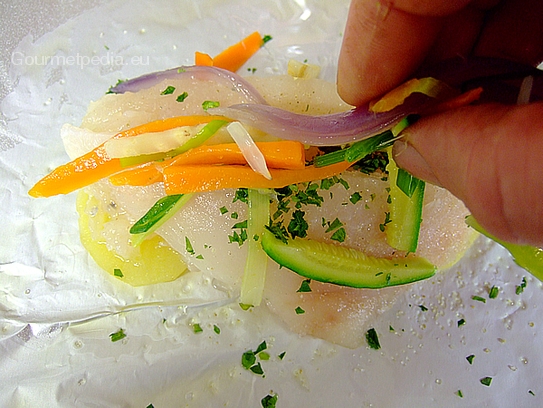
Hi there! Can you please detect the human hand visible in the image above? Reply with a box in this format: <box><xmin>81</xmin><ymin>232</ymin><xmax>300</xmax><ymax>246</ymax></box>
<box><xmin>337</xmin><ymin>0</ymin><xmax>543</xmax><ymax>246</ymax></box>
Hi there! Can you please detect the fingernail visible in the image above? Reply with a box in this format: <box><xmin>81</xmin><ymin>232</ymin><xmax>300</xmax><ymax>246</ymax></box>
<box><xmin>392</xmin><ymin>140</ymin><xmax>442</xmax><ymax>186</ymax></box>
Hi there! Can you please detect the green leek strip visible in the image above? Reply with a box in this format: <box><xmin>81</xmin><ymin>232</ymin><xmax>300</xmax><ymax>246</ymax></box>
<box><xmin>313</xmin><ymin>115</ymin><xmax>419</xmax><ymax>167</ymax></box>
<box><xmin>465</xmin><ymin>215</ymin><xmax>543</xmax><ymax>280</ymax></box>
<box><xmin>130</xmin><ymin>193</ymin><xmax>194</xmax><ymax>246</ymax></box>
<box><xmin>386</xmin><ymin>148</ymin><xmax>425</xmax><ymax>253</ymax></box>
<box><xmin>240</xmin><ymin>189</ymin><xmax>270</xmax><ymax>307</ymax></box>
<box><xmin>119</xmin><ymin>119</ymin><xmax>228</xmax><ymax>167</ymax></box>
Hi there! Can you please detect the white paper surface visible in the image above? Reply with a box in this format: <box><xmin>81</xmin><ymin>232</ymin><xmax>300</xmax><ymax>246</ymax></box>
<box><xmin>1</xmin><ymin>0</ymin><xmax>543</xmax><ymax>406</ymax></box>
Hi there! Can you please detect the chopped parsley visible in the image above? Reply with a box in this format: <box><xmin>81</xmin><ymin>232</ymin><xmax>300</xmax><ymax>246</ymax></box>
<box><xmin>325</xmin><ymin>217</ymin><xmax>343</xmax><ymax>233</ymax></box>
<box><xmin>261</xmin><ymin>393</ymin><xmax>278</xmax><ymax>408</ymax></box>
<box><xmin>488</xmin><ymin>285</ymin><xmax>499</xmax><ymax>299</ymax></box>
<box><xmin>202</xmin><ymin>100</ymin><xmax>220</xmax><ymax>110</ymax></box>
<box><xmin>213</xmin><ymin>325</ymin><xmax>221</xmax><ymax>334</ymax></box>
<box><xmin>418</xmin><ymin>304</ymin><xmax>428</xmax><ymax>312</ymax></box>
<box><xmin>176</xmin><ymin>91</ymin><xmax>189</xmax><ymax>102</ymax></box>
<box><xmin>458</xmin><ymin>318</ymin><xmax>466</xmax><ymax>327</ymax></box>
<box><xmin>109</xmin><ymin>328</ymin><xmax>126</xmax><ymax>342</ymax></box>
<box><xmin>239</xmin><ymin>303</ymin><xmax>253</xmax><ymax>311</ymax></box>
<box><xmin>379</xmin><ymin>212</ymin><xmax>392</xmax><ymax>232</ymax></box>
<box><xmin>516</xmin><ymin>277</ymin><xmax>527</xmax><ymax>295</ymax></box>
<box><xmin>287</xmin><ymin>210</ymin><xmax>309</xmax><ymax>239</ymax></box>
<box><xmin>233</xmin><ymin>188</ymin><xmax>249</xmax><ymax>204</ymax></box>
<box><xmin>192</xmin><ymin>323</ymin><xmax>203</xmax><ymax>334</ymax></box>
<box><xmin>456</xmin><ymin>390</ymin><xmax>463</xmax><ymax>398</ymax></box>
<box><xmin>365</xmin><ymin>328</ymin><xmax>381</xmax><ymax>350</ymax></box>
<box><xmin>297</xmin><ymin>279</ymin><xmax>312</xmax><ymax>293</ymax></box>
<box><xmin>330</xmin><ymin>227</ymin><xmax>346</xmax><ymax>243</ymax></box>
<box><xmin>219</xmin><ymin>206</ymin><xmax>229</xmax><ymax>215</ymax></box>
<box><xmin>472</xmin><ymin>295</ymin><xmax>486</xmax><ymax>303</ymax></box>
<box><xmin>529</xmin><ymin>390</ymin><xmax>535</xmax><ymax>396</ymax></box>
<box><xmin>242</xmin><ymin>341</ymin><xmax>269</xmax><ymax>376</ymax></box>
<box><xmin>480</xmin><ymin>376</ymin><xmax>493</xmax><ymax>386</ymax></box>
<box><xmin>278</xmin><ymin>351</ymin><xmax>286</xmax><ymax>360</ymax></box>
<box><xmin>160</xmin><ymin>85</ymin><xmax>176</xmax><ymax>95</ymax></box>
<box><xmin>231</xmin><ymin>212</ymin><xmax>239</xmax><ymax>219</ymax></box>
<box><xmin>262</xmin><ymin>34</ymin><xmax>273</xmax><ymax>44</ymax></box>
<box><xmin>113</xmin><ymin>268</ymin><xmax>123</xmax><ymax>278</ymax></box>
<box><xmin>295</xmin><ymin>306</ymin><xmax>305</xmax><ymax>314</ymax></box>
<box><xmin>185</xmin><ymin>236</ymin><xmax>195</xmax><ymax>255</ymax></box>
<box><xmin>466</xmin><ymin>354</ymin><xmax>475</xmax><ymax>364</ymax></box>
<box><xmin>228</xmin><ymin>220</ymin><xmax>248</xmax><ymax>246</ymax></box>
<box><xmin>349</xmin><ymin>192</ymin><xmax>363</xmax><ymax>204</ymax></box>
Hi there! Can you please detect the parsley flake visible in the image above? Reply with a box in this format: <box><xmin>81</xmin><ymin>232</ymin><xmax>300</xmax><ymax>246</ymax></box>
<box><xmin>213</xmin><ymin>325</ymin><xmax>221</xmax><ymax>334</ymax></box>
<box><xmin>278</xmin><ymin>351</ymin><xmax>286</xmax><ymax>360</ymax></box>
<box><xmin>109</xmin><ymin>328</ymin><xmax>126</xmax><ymax>342</ymax></box>
<box><xmin>418</xmin><ymin>304</ymin><xmax>428</xmax><ymax>312</ymax></box>
<box><xmin>185</xmin><ymin>236</ymin><xmax>195</xmax><ymax>255</ymax></box>
<box><xmin>219</xmin><ymin>206</ymin><xmax>228</xmax><ymax>215</ymax></box>
<box><xmin>489</xmin><ymin>285</ymin><xmax>499</xmax><ymax>299</ymax></box>
<box><xmin>262</xmin><ymin>34</ymin><xmax>273</xmax><ymax>44</ymax></box>
<box><xmin>176</xmin><ymin>91</ymin><xmax>188</xmax><ymax>102</ymax></box>
<box><xmin>295</xmin><ymin>306</ymin><xmax>305</xmax><ymax>314</ymax></box>
<box><xmin>458</xmin><ymin>318</ymin><xmax>466</xmax><ymax>327</ymax></box>
<box><xmin>287</xmin><ymin>210</ymin><xmax>309</xmax><ymax>239</ymax></box>
<box><xmin>480</xmin><ymin>376</ymin><xmax>493</xmax><ymax>387</ymax></box>
<box><xmin>456</xmin><ymin>390</ymin><xmax>463</xmax><ymax>398</ymax></box>
<box><xmin>113</xmin><ymin>268</ymin><xmax>124</xmax><ymax>278</ymax></box>
<box><xmin>516</xmin><ymin>277</ymin><xmax>527</xmax><ymax>295</ymax></box>
<box><xmin>261</xmin><ymin>393</ymin><xmax>278</xmax><ymax>408</ymax></box>
<box><xmin>466</xmin><ymin>354</ymin><xmax>475</xmax><ymax>364</ymax></box>
<box><xmin>365</xmin><ymin>328</ymin><xmax>381</xmax><ymax>350</ymax></box>
<box><xmin>160</xmin><ymin>85</ymin><xmax>176</xmax><ymax>95</ymax></box>
<box><xmin>472</xmin><ymin>295</ymin><xmax>486</xmax><ymax>303</ymax></box>
<box><xmin>297</xmin><ymin>279</ymin><xmax>312</xmax><ymax>293</ymax></box>
<box><xmin>202</xmin><ymin>100</ymin><xmax>220</xmax><ymax>110</ymax></box>
<box><xmin>330</xmin><ymin>227</ymin><xmax>346</xmax><ymax>243</ymax></box>
<box><xmin>192</xmin><ymin>323</ymin><xmax>203</xmax><ymax>334</ymax></box>
<box><xmin>239</xmin><ymin>303</ymin><xmax>253</xmax><ymax>311</ymax></box>
<box><xmin>349</xmin><ymin>192</ymin><xmax>363</xmax><ymax>204</ymax></box>
<box><xmin>233</xmin><ymin>188</ymin><xmax>249</xmax><ymax>204</ymax></box>
<box><xmin>379</xmin><ymin>212</ymin><xmax>392</xmax><ymax>232</ymax></box>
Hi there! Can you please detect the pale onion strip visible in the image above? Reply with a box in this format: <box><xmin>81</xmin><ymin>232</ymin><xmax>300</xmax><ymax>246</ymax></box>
<box><xmin>226</xmin><ymin>121</ymin><xmax>272</xmax><ymax>180</ymax></box>
<box><xmin>104</xmin><ymin>125</ymin><xmax>204</xmax><ymax>158</ymax></box>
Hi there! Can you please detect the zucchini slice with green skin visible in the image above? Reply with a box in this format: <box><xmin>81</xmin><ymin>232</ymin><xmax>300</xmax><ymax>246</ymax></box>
<box><xmin>261</xmin><ymin>230</ymin><xmax>436</xmax><ymax>288</ymax></box>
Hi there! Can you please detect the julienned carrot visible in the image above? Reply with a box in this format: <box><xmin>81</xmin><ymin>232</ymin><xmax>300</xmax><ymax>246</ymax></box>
<box><xmin>170</xmin><ymin>141</ymin><xmax>305</xmax><ymax>168</ymax></box>
<box><xmin>28</xmin><ymin>115</ymin><xmax>228</xmax><ymax>198</ymax></box>
<box><xmin>194</xmin><ymin>51</ymin><xmax>213</xmax><ymax>67</ymax></box>
<box><xmin>109</xmin><ymin>162</ymin><xmax>163</xmax><ymax>187</ymax></box>
<box><xmin>109</xmin><ymin>141</ymin><xmax>306</xmax><ymax>187</ymax></box>
<box><xmin>163</xmin><ymin>161</ymin><xmax>352</xmax><ymax>195</ymax></box>
<box><xmin>208</xmin><ymin>31</ymin><xmax>264</xmax><ymax>72</ymax></box>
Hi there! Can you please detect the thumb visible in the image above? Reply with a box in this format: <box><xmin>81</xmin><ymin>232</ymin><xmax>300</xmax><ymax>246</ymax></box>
<box><xmin>392</xmin><ymin>102</ymin><xmax>543</xmax><ymax>246</ymax></box>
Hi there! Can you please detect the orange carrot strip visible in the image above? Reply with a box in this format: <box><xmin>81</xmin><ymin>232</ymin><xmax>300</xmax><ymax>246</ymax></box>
<box><xmin>28</xmin><ymin>115</ymin><xmax>228</xmax><ymax>198</ymax></box>
<box><xmin>194</xmin><ymin>51</ymin><xmax>213</xmax><ymax>67</ymax></box>
<box><xmin>163</xmin><ymin>161</ymin><xmax>352</xmax><ymax>195</ymax></box>
<box><xmin>109</xmin><ymin>141</ymin><xmax>306</xmax><ymax>187</ymax></box>
<box><xmin>109</xmin><ymin>162</ymin><xmax>163</xmax><ymax>187</ymax></box>
<box><xmin>170</xmin><ymin>141</ymin><xmax>305</xmax><ymax>169</ymax></box>
<box><xmin>212</xmin><ymin>31</ymin><xmax>264</xmax><ymax>72</ymax></box>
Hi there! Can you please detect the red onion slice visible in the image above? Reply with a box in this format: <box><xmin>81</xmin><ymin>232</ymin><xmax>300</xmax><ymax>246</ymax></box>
<box><xmin>211</xmin><ymin>94</ymin><xmax>431</xmax><ymax>146</ymax></box>
<box><xmin>109</xmin><ymin>65</ymin><xmax>268</xmax><ymax>105</ymax></box>
<box><xmin>212</xmin><ymin>57</ymin><xmax>542</xmax><ymax>146</ymax></box>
